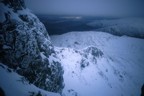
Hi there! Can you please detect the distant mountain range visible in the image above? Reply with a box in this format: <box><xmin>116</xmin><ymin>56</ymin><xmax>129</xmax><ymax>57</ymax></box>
<box><xmin>37</xmin><ymin>14</ymin><xmax>144</xmax><ymax>38</ymax></box>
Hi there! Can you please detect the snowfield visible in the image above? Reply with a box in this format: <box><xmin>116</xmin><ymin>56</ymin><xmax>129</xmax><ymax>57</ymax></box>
<box><xmin>51</xmin><ymin>31</ymin><xmax>144</xmax><ymax>96</ymax></box>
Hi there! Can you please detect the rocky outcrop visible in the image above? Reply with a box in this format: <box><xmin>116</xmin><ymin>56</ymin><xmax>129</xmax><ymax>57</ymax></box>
<box><xmin>2</xmin><ymin>0</ymin><xmax>26</xmax><ymax>11</ymax></box>
<box><xmin>0</xmin><ymin>87</ymin><xmax>5</xmax><ymax>96</ymax></box>
<box><xmin>141</xmin><ymin>84</ymin><xmax>144</xmax><ymax>96</ymax></box>
<box><xmin>0</xmin><ymin>0</ymin><xmax>64</xmax><ymax>93</ymax></box>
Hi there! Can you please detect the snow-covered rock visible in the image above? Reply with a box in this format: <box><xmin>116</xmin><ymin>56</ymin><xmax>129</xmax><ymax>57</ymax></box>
<box><xmin>0</xmin><ymin>63</ymin><xmax>60</xmax><ymax>96</ymax></box>
<box><xmin>51</xmin><ymin>31</ymin><xmax>144</xmax><ymax>96</ymax></box>
<box><xmin>0</xmin><ymin>0</ymin><xmax>64</xmax><ymax>93</ymax></box>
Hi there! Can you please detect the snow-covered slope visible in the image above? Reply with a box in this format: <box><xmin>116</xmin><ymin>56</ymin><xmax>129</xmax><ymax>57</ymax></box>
<box><xmin>87</xmin><ymin>18</ymin><xmax>144</xmax><ymax>38</ymax></box>
<box><xmin>0</xmin><ymin>63</ymin><xmax>60</xmax><ymax>96</ymax></box>
<box><xmin>51</xmin><ymin>31</ymin><xmax>144</xmax><ymax>96</ymax></box>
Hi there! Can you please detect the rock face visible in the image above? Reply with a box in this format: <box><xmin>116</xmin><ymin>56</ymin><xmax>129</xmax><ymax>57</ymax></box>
<box><xmin>0</xmin><ymin>0</ymin><xmax>64</xmax><ymax>93</ymax></box>
<box><xmin>0</xmin><ymin>87</ymin><xmax>5</xmax><ymax>96</ymax></box>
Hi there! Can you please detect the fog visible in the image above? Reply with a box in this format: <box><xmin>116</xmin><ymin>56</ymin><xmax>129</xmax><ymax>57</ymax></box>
<box><xmin>25</xmin><ymin>0</ymin><xmax>144</xmax><ymax>17</ymax></box>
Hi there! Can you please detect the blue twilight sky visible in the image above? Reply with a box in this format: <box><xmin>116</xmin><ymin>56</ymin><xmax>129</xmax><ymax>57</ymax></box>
<box><xmin>25</xmin><ymin>0</ymin><xmax>144</xmax><ymax>16</ymax></box>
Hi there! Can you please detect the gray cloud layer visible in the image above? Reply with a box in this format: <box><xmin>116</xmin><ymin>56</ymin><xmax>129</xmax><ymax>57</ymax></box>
<box><xmin>25</xmin><ymin>0</ymin><xmax>144</xmax><ymax>16</ymax></box>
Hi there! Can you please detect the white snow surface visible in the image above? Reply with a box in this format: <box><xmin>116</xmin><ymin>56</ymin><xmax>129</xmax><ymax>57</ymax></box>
<box><xmin>0</xmin><ymin>63</ymin><xmax>60</xmax><ymax>96</ymax></box>
<box><xmin>51</xmin><ymin>31</ymin><xmax>144</xmax><ymax>96</ymax></box>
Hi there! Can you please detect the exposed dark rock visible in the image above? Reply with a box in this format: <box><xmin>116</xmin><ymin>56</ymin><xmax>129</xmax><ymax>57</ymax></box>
<box><xmin>80</xmin><ymin>59</ymin><xmax>89</xmax><ymax>69</ymax></box>
<box><xmin>79</xmin><ymin>46</ymin><xmax>103</xmax><ymax>69</ymax></box>
<box><xmin>29</xmin><ymin>91</ymin><xmax>43</xmax><ymax>96</ymax></box>
<box><xmin>141</xmin><ymin>84</ymin><xmax>144</xmax><ymax>96</ymax></box>
<box><xmin>83</xmin><ymin>46</ymin><xmax>103</xmax><ymax>57</ymax></box>
<box><xmin>0</xmin><ymin>0</ymin><xmax>64</xmax><ymax>93</ymax></box>
<box><xmin>2</xmin><ymin>0</ymin><xmax>26</xmax><ymax>12</ymax></box>
<box><xmin>0</xmin><ymin>87</ymin><xmax>5</xmax><ymax>96</ymax></box>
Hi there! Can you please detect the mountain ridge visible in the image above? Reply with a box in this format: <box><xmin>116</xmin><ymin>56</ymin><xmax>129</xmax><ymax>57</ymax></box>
<box><xmin>51</xmin><ymin>31</ymin><xmax>144</xmax><ymax>96</ymax></box>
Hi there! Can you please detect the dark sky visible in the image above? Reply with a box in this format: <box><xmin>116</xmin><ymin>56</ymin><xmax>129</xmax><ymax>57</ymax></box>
<box><xmin>25</xmin><ymin>0</ymin><xmax>144</xmax><ymax>16</ymax></box>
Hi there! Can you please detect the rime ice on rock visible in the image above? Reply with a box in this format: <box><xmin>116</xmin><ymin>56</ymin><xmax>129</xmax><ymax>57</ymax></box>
<box><xmin>0</xmin><ymin>0</ymin><xmax>64</xmax><ymax>93</ymax></box>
